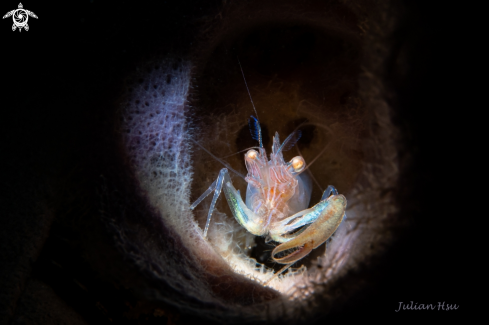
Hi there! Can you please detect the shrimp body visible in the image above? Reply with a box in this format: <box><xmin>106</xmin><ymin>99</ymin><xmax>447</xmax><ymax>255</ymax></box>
<box><xmin>191</xmin><ymin>117</ymin><xmax>347</xmax><ymax>267</ymax></box>
<box><xmin>242</xmin><ymin>132</ymin><xmax>312</xmax><ymax>241</ymax></box>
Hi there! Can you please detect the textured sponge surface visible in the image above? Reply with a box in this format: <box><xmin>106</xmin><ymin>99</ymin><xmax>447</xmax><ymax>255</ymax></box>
<box><xmin>121</xmin><ymin>60</ymin><xmax>193</xmax><ymax>223</ymax></box>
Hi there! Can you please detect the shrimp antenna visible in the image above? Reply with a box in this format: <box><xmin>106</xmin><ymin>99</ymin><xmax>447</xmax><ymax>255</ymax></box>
<box><xmin>238</xmin><ymin>57</ymin><xmax>263</xmax><ymax>148</ymax></box>
<box><xmin>190</xmin><ymin>138</ymin><xmax>246</xmax><ymax>179</ymax></box>
<box><xmin>249</xmin><ymin>116</ymin><xmax>263</xmax><ymax>148</ymax></box>
<box><xmin>220</xmin><ymin>146</ymin><xmax>262</xmax><ymax>158</ymax></box>
<box><xmin>277</xmin><ymin>130</ymin><xmax>302</xmax><ymax>154</ymax></box>
<box><xmin>238</xmin><ymin>57</ymin><xmax>260</xmax><ymax>120</ymax></box>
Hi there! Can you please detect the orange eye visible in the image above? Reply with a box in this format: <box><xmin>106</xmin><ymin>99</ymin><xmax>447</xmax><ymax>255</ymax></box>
<box><xmin>290</xmin><ymin>156</ymin><xmax>305</xmax><ymax>172</ymax></box>
<box><xmin>246</xmin><ymin>150</ymin><xmax>258</xmax><ymax>160</ymax></box>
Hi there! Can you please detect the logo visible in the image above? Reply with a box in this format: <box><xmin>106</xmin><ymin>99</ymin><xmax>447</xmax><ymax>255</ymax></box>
<box><xmin>3</xmin><ymin>3</ymin><xmax>37</xmax><ymax>32</ymax></box>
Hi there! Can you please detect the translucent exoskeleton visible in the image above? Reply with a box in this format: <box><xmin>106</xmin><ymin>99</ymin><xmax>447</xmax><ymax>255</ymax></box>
<box><xmin>190</xmin><ymin>115</ymin><xmax>347</xmax><ymax>280</ymax></box>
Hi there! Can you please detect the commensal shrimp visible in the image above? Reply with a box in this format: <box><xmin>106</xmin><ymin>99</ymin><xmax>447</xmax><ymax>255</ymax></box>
<box><xmin>190</xmin><ymin>63</ymin><xmax>347</xmax><ymax>283</ymax></box>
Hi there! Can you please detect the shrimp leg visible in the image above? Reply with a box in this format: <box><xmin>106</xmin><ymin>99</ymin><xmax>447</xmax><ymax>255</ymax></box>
<box><xmin>190</xmin><ymin>168</ymin><xmax>227</xmax><ymax>238</ymax></box>
<box><xmin>190</xmin><ymin>168</ymin><xmax>265</xmax><ymax>238</ymax></box>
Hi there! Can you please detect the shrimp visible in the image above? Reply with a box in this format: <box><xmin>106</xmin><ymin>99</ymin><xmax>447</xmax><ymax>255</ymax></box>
<box><xmin>190</xmin><ymin>62</ymin><xmax>347</xmax><ymax>283</ymax></box>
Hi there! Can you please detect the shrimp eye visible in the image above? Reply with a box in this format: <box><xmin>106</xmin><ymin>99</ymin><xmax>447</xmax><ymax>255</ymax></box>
<box><xmin>290</xmin><ymin>156</ymin><xmax>305</xmax><ymax>172</ymax></box>
<box><xmin>246</xmin><ymin>149</ymin><xmax>258</xmax><ymax>160</ymax></box>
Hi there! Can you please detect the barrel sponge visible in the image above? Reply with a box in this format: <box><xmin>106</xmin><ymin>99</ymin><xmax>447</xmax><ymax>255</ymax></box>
<box><xmin>119</xmin><ymin>59</ymin><xmax>197</xmax><ymax>233</ymax></box>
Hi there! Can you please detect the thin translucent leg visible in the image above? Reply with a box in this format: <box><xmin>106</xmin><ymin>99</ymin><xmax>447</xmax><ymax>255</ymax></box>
<box><xmin>320</xmin><ymin>185</ymin><xmax>338</xmax><ymax>201</ymax></box>
<box><xmin>202</xmin><ymin>168</ymin><xmax>228</xmax><ymax>238</ymax></box>
<box><xmin>190</xmin><ymin>180</ymin><xmax>217</xmax><ymax>210</ymax></box>
<box><xmin>189</xmin><ymin>168</ymin><xmax>229</xmax><ymax>238</ymax></box>
<box><xmin>264</xmin><ymin>263</ymin><xmax>294</xmax><ymax>286</ymax></box>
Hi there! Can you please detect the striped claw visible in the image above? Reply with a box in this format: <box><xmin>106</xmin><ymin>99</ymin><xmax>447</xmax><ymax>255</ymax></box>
<box><xmin>271</xmin><ymin>193</ymin><xmax>346</xmax><ymax>264</ymax></box>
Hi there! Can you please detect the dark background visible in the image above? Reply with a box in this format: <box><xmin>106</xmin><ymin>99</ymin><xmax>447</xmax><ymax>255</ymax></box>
<box><xmin>1</xmin><ymin>0</ymin><xmax>474</xmax><ymax>323</ymax></box>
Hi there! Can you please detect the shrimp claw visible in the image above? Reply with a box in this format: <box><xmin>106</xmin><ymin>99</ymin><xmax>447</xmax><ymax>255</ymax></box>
<box><xmin>270</xmin><ymin>186</ymin><xmax>346</xmax><ymax>264</ymax></box>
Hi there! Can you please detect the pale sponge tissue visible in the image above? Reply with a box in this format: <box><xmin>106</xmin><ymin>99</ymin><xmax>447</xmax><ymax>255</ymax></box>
<box><xmin>115</xmin><ymin>43</ymin><xmax>399</xmax><ymax>320</ymax></box>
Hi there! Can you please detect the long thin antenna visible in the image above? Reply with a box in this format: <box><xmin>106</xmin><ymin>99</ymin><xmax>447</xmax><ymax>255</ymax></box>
<box><xmin>237</xmin><ymin>57</ymin><xmax>259</xmax><ymax>120</ymax></box>
<box><xmin>295</xmin><ymin>122</ymin><xmax>335</xmax><ymax>175</ymax></box>
<box><xmin>190</xmin><ymin>138</ymin><xmax>246</xmax><ymax>179</ymax></box>
<box><xmin>220</xmin><ymin>146</ymin><xmax>262</xmax><ymax>158</ymax></box>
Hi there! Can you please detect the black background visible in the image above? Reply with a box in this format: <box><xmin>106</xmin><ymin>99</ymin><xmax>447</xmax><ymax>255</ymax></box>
<box><xmin>1</xmin><ymin>0</ymin><xmax>474</xmax><ymax>323</ymax></box>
